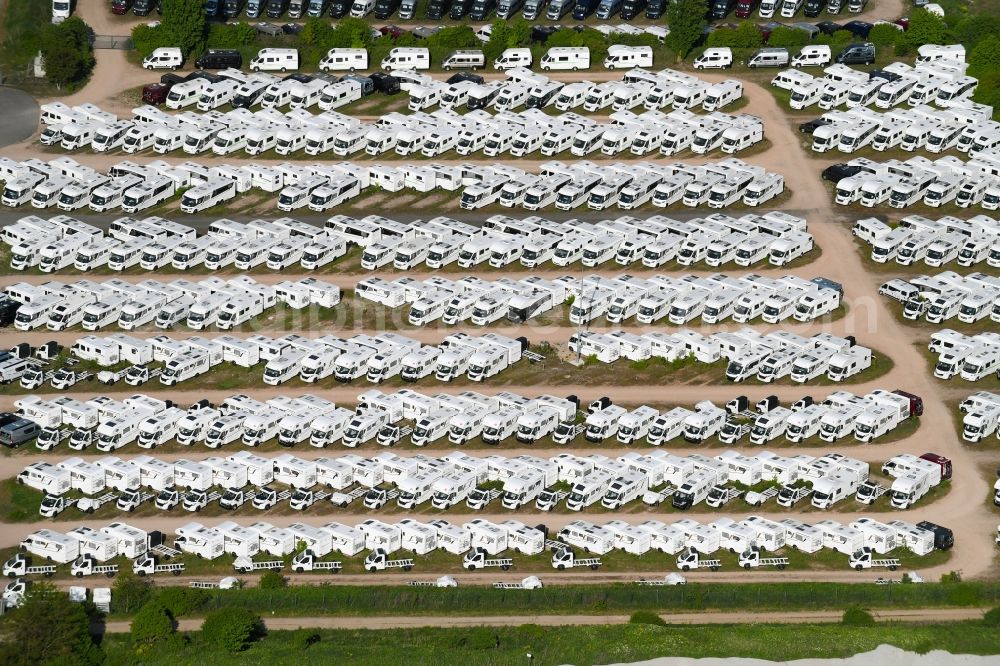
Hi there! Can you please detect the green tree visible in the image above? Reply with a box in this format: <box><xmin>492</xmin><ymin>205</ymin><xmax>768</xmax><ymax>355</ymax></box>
<box><xmin>258</xmin><ymin>569</ymin><xmax>288</xmax><ymax>589</ymax></box>
<box><xmin>207</xmin><ymin>22</ymin><xmax>257</xmax><ymax>48</ymax></box>
<box><xmin>131</xmin><ymin>600</ymin><xmax>179</xmax><ymax>653</ymax></box>
<box><xmin>904</xmin><ymin>8</ymin><xmax>951</xmax><ymax>50</ymax></box>
<box><xmin>665</xmin><ymin>0</ymin><xmax>707</xmax><ymax>59</ymax></box>
<box><xmin>112</xmin><ymin>572</ymin><xmax>153</xmax><ymax>615</ymax></box>
<box><xmin>0</xmin><ymin>582</ymin><xmax>104</xmax><ymax>666</ymax></box>
<box><xmin>983</xmin><ymin>606</ymin><xmax>1000</xmax><ymax>627</ymax></box>
<box><xmin>331</xmin><ymin>17</ymin><xmax>375</xmax><ymax>48</ymax></box>
<box><xmin>39</xmin><ymin>17</ymin><xmax>95</xmax><ymax>89</ymax></box>
<box><xmin>200</xmin><ymin>608</ymin><xmax>265</xmax><ymax>653</ymax></box>
<box><xmin>968</xmin><ymin>34</ymin><xmax>1000</xmax><ymax>79</ymax></box>
<box><xmin>484</xmin><ymin>19</ymin><xmax>513</xmax><ymax>62</ymax></box>
<box><xmin>508</xmin><ymin>18</ymin><xmax>532</xmax><ymax>47</ymax></box>
<box><xmin>731</xmin><ymin>21</ymin><xmax>764</xmax><ymax>49</ymax></box>
<box><xmin>160</xmin><ymin>0</ymin><xmax>208</xmax><ymax>58</ymax></box>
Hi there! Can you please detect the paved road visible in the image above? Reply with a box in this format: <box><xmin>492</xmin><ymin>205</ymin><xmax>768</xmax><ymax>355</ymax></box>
<box><xmin>0</xmin><ymin>87</ymin><xmax>39</xmax><ymax>148</ymax></box>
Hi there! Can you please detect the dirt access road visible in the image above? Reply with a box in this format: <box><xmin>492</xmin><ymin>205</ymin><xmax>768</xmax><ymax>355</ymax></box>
<box><xmin>98</xmin><ymin>606</ymin><xmax>986</xmax><ymax>633</ymax></box>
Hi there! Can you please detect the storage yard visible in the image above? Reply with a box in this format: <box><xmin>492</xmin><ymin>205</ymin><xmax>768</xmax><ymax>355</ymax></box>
<box><xmin>0</xmin><ymin>0</ymin><xmax>998</xmax><ymax>661</ymax></box>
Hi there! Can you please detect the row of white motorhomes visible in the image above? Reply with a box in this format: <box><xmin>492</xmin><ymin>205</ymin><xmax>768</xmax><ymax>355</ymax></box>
<box><xmin>832</xmin><ymin>152</ymin><xmax>1000</xmax><ymax>211</ymax></box>
<box><xmin>775</xmin><ymin>59</ymin><xmax>979</xmax><ymax>113</ymax></box>
<box><xmin>0</xmin><ymin>156</ymin><xmax>784</xmax><ymax>214</ymax></box>
<box><xmin>11</xmin><ymin>386</ymin><xmax>912</xmax><ymax>462</ymax></box>
<box><xmin>15</xmin><ymin>514</ymin><xmax>943</xmax><ymax>569</ymax></box>
<box><xmin>4</xmin><ymin>276</ymin><xmax>339</xmax><ymax>332</ymax></box>
<box><xmin>808</xmin><ymin>102</ymin><xmax>993</xmax><ymax>155</ymax></box>
<box><xmin>355</xmin><ymin>272</ymin><xmax>837</xmax><ymax>328</ymax></box>
<box><xmin>401</xmin><ymin>69</ymin><xmax>745</xmax><ymax>115</ymax></box>
<box><xmin>569</xmin><ymin>329</ymin><xmax>874</xmax><ymax>384</ymax></box>
<box><xmin>47</xmin><ymin>330</ymin><xmax>527</xmax><ymax>389</ymax></box>
<box><xmin>852</xmin><ymin>214</ymin><xmax>1000</xmax><ymax>269</ymax></box>
<box><xmin>958</xmin><ymin>391</ymin><xmax>1000</xmax><ymax>443</ymax></box>
<box><xmin>15</xmin><ymin>441</ymin><xmax>936</xmax><ymax>519</ymax></box>
<box><xmin>879</xmin><ymin>270</ymin><xmax>1000</xmax><ymax>326</ymax></box>
<box><xmin>39</xmin><ymin>102</ymin><xmax>765</xmax><ymax>161</ymax></box>
<box><xmin>927</xmin><ymin>329</ymin><xmax>1000</xmax><ymax>382</ymax></box>
<box><xmin>2</xmin><ymin>211</ymin><xmax>808</xmax><ymax>277</ymax></box>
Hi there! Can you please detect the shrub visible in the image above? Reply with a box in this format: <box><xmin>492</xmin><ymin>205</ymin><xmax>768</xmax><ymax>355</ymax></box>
<box><xmin>258</xmin><ymin>569</ymin><xmax>288</xmax><ymax>589</ymax></box>
<box><xmin>207</xmin><ymin>22</ymin><xmax>257</xmax><ymax>49</ymax></box>
<box><xmin>200</xmin><ymin>608</ymin><xmax>265</xmax><ymax>653</ymax></box>
<box><xmin>666</xmin><ymin>0</ymin><xmax>708</xmax><ymax>58</ymax></box>
<box><xmin>131</xmin><ymin>600</ymin><xmax>178</xmax><ymax>653</ymax></box>
<box><xmin>841</xmin><ymin>607</ymin><xmax>875</xmax><ymax>626</ymax></box>
<box><xmin>983</xmin><ymin>607</ymin><xmax>1000</xmax><ymax>627</ymax></box>
<box><xmin>629</xmin><ymin>611</ymin><xmax>667</xmax><ymax>626</ymax></box>
<box><xmin>154</xmin><ymin>586</ymin><xmax>209</xmax><ymax>617</ymax></box>
<box><xmin>867</xmin><ymin>24</ymin><xmax>901</xmax><ymax>47</ymax></box>
<box><xmin>131</xmin><ymin>24</ymin><xmax>165</xmax><ymax>58</ymax></box>
<box><xmin>766</xmin><ymin>27</ymin><xmax>809</xmax><ymax>50</ymax></box>
<box><xmin>292</xmin><ymin>629</ymin><xmax>321</xmax><ymax>649</ymax></box>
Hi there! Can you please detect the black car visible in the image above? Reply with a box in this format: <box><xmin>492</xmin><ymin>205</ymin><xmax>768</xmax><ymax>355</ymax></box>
<box><xmin>842</xmin><ymin>20</ymin><xmax>872</xmax><ymax>38</ymax></box>
<box><xmin>620</xmin><ymin>0</ymin><xmax>644</xmax><ymax>18</ymax></box>
<box><xmin>195</xmin><ymin>49</ymin><xmax>243</xmax><ymax>70</ymax></box>
<box><xmin>282</xmin><ymin>73</ymin><xmax>315</xmax><ymax>83</ymax></box>
<box><xmin>532</xmin><ymin>24</ymin><xmax>560</xmax><ymax>42</ymax></box>
<box><xmin>868</xmin><ymin>68</ymin><xmax>901</xmax><ymax>83</ymax></box>
<box><xmin>369</xmin><ymin>72</ymin><xmax>400</xmax><ymax>95</ymax></box>
<box><xmin>329</xmin><ymin>0</ymin><xmax>350</xmax><ymax>14</ymax></box>
<box><xmin>645</xmin><ymin>0</ymin><xmax>664</xmax><ymax>17</ymax></box>
<box><xmin>798</xmin><ymin>118</ymin><xmax>831</xmax><ymax>134</ymax></box>
<box><xmin>282</xmin><ymin>22</ymin><xmax>304</xmax><ymax>34</ymax></box>
<box><xmin>815</xmin><ymin>20</ymin><xmax>842</xmax><ymax>34</ymax></box>
<box><xmin>0</xmin><ymin>300</ymin><xmax>20</xmax><ymax>327</ymax></box>
<box><xmin>446</xmin><ymin>71</ymin><xmax>485</xmax><ymax>85</ymax></box>
<box><xmin>821</xmin><ymin>163</ymin><xmax>863</xmax><ymax>183</ymax></box>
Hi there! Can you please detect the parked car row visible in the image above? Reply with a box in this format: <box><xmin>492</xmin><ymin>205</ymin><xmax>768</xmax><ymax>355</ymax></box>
<box><xmin>879</xmin><ymin>270</ymin><xmax>1000</xmax><ymax>326</ymax></box>
<box><xmin>567</xmin><ymin>328</ymin><xmax>874</xmax><ymax>384</ymax></box>
<box><xmin>852</xmin><ymin>214</ymin><xmax>1000</xmax><ymax>268</ymax></box>
<box><xmin>927</xmin><ymin>329</ymin><xmax>1000</xmax><ymax>381</ymax></box>
<box><xmin>3</xmin><ymin>275</ymin><xmax>339</xmax><ymax>333</ymax></box>
<box><xmin>828</xmin><ymin>152</ymin><xmax>1000</xmax><ymax>210</ymax></box>
<box><xmin>16</xmin><ymin>511</ymin><xmax>950</xmax><ymax>580</ymax></box>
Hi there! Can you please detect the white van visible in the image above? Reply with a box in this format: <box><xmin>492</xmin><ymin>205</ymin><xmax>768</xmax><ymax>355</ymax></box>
<box><xmin>319</xmin><ymin>48</ymin><xmax>368</xmax><ymax>72</ymax></box>
<box><xmin>693</xmin><ymin>47</ymin><xmax>732</xmax><ymax>69</ymax></box>
<box><xmin>604</xmin><ymin>45</ymin><xmax>653</xmax><ymax>70</ymax></box>
<box><xmin>792</xmin><ymin>45</ymin><xmax>832</xmax><ymax>67</ymax></box>
<box><xmin>748</xmin><ymin>48</ymin><xmax>790</xmax><ymax>69</ymax></box>
<box><xmin>443</xmin><ymin>50</ymin><xmax>485</xmax><ymax>70</ymax></box>
<box><xmin>142</xmin><ymin>47</ymin><xmax>183</xmax><ymax>70</ymax></box>
<box><xmin>381</xmin><ymin>47</ymin><xmax>431</xmax><ymax>71</ymax></box>
<box><xmin>540</xmin><ymin>47</ymin><xmax>590</xmax><ymax>71</ymax></box>
<box><xmin>250</xmin><ymin>48</ymin><xmax>299</xmax><ymax>72</ymax></box>
<box><xmin>494</xmin><ymin>48</ymin><xmax>532</xmax><ymax>70</ymax></box>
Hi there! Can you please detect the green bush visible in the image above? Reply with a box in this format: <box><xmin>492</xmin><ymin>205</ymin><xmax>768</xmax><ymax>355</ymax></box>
<box><xmin>112</xmin><ymin>573</ymin><xmax>154</xmax><ymax>615</ymax></box>
<box><xmin>154</xmin><ymin>587</ymin><xmax>209</xmax><ymax>617</ymax></box>
<box><xmin>766</xmin><ymin>27</ymin><xmax>809</xmax><ymax>50</ymax></box>
<box><xmin>666</xmin><ymin>0</ymin><xmax>708</xmax><ymax>58</ymax></box>
<box><xmin>292</xmin><ymin>628</ymin><xmax>321</xmax><ymax>649</ymax></box>
<box><xmin>629</xmin><ymin>611</ymin><xmax>667</xmax><ymax>626</ymax></box>
<box><xmin>131</xmin><ymin>600</ymin><xmax>179</xmax><ymax>653</ymax></box>
<box><xmin>426</xmin><ymin>26</ymin><xmax>480</xmax><ymax>65</ymax></box>
<box><xmin>131</xmin><ymin>24</ymin><xmax>165</xmax><ymax>59</ymax></box>
<box><xmin>160</xmin><ymin>0</ymin><xmax>208</xmax><ymax>57</ymax></box>
<box><xmin>902</xmin><ymin>8</ymin><xmax>950</xmax><ymax>50</ymax></box>
<box><xmin>983</xmin><ymin>607</ymin><xmax>1000</xmax><ymax>627</ymax></box>
<box><xmin>200</xmin><ymin>608</ymin><xmax>265</xmax><ymax>653</ymax></box>
<box><xmin>707</xmin><ymin>22</ymin><xmax>763</xmax><ymax>50</ymax></box>
<box><xmin>258</xmin><ymin>569</ymin><xmax>288</xmax><ymax>590</ymax></box>
<box><xmin>206</xmin><ymin>22</ymin><xmax>257</xmax><ymax>49</ymax></box>
<box><xmin>841</xmin><ymin>607</ymin><xmax>875</xmax><ymax>626</ymax></box>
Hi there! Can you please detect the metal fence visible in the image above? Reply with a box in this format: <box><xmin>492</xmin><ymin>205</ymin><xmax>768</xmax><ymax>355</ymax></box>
<box><xmin>92</xmin><ymin>35</ymin><xmax>134</xmax><ymax>50</ymax></box>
